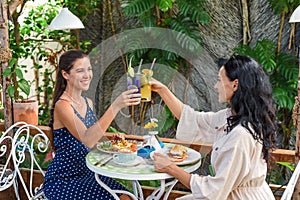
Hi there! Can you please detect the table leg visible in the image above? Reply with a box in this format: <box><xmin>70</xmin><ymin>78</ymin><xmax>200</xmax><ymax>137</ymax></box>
<box><xmin>94</xmin><ymin>173</ymin><xmax>137</xmax><ymax>200</ymax></box>
<box><xmin>132</xmin><ymin>180</ymin><xmax>144</xmax><ymax>200</ymax></box>
<box><xmin>146</xmin><ymin>179</ymin><xmax>178</xmax><ymax>200</ymax></box>
<box><xmin>163</xmin><ymin>179</ymin><xmax>178</xmax><ymax>200</ymax></box>
<box><xmin>146</xmin><ymin>180</ymin><xmax>166</xmax><ymax>200</ymax></box>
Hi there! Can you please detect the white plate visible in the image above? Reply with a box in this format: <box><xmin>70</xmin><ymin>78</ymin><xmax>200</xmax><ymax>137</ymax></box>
<box><xmin>112</xmin><ymin>156</ymin><xmax>144</xmax><ymax>167</ymax></box>
<box><xmin>96</xmin><ymin>141</ymin><xmax>116</xmax><ymax>154</ymax></box>
<box><xmin>150</xmin><ymin>144</ymin><xmax>201</xmax><ymax>166</ymax></box>
<box><xmin>97</xmin><ymin>140</ymin><xmax>139</xmax><ymax>154</ymax></box>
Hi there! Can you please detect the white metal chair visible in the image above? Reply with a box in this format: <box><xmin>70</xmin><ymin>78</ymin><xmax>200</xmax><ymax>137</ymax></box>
<box><xmin>11</xmin><ymin>123</ymin><xmax>52</xmax><ymax>200</ymax></box>
<box><xmin>0</xmin><ymin>121</ymin><xmax>27</xmax><ymax>197</ymax></box>
<box><xmin>281</xmin><ymin>160</ymin><xmax>300</xmax><ymax>200</ymax></box>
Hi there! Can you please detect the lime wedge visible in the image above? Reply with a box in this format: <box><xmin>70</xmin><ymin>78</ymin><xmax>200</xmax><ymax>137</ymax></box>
<box><xmin>128</xmin><ymin>67</ymin><xmax>134</xmax><ymax>77</ymax></box>
<box><xmin>128</xmin><ymin>57</ymin><xmax>135</xmax><ymax>77</ymax></box>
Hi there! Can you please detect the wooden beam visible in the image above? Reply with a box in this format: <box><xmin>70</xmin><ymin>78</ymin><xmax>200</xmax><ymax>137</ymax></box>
<box><xmin>104</xmin><ymin>132</ymin><xmax>296</xmax><ymax>163</ymax></box>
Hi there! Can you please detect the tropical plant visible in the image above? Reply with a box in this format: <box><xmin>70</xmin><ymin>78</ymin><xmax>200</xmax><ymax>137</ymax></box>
<box><xmin>268</xmin><ymin>0</ymin><xmax>300</xmax><ymax>52</ymax></box>
<box><xmin>4</xmin><ymin>1</ymin><xmax>91</xmax><ymax>125</ymax></box>
<box><xmin>120</xmin><ymin>0</ymin><xmax>210</xmax><ymax>136</ymax></box>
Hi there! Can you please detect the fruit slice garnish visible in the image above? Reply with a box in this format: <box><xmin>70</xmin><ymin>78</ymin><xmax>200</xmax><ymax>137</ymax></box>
<box><xmin>128</xmin><ymin>57</ymin><xmax>135</xmax><ymax>77</ymax></box>
<box><xmin>142</xmin><ymin>69</ymin><xmax>153</xmax><ymax>76</ymax></box>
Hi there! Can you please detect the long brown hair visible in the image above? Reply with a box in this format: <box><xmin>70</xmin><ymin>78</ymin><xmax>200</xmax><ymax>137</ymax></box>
<box><xmin>49</xmin><ymin>50</ymin><xmax>87</xmax><ymax>129</ymax></box>
<box><xmin>52</xmin><ymin>49</ymin><xmax>88</xmax><ymax>104</ymax></box>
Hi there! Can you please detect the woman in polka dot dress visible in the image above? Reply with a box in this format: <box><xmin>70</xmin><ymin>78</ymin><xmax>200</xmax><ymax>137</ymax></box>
<box><xmin>43</xmin><ymin>49</ymin><xmax>141</xmax><ymax>200</ymax></box>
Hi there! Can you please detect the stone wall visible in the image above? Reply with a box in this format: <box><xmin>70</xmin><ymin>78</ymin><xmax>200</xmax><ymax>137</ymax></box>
<box><xmin>83</xmin><ymin>0</ymin><xmax>295</xmax><ymax>135</ymax></box>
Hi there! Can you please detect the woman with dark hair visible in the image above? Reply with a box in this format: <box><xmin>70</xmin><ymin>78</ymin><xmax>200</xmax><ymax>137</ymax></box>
<box><xmin>151</xmin><ymin>55</ymin><xmax>276</xmax><ymax>199</ymax></box>
<box><xmin>44</xmin><ymin>49</ymin><xmax>140</xmax><ymax>200</ymax></box>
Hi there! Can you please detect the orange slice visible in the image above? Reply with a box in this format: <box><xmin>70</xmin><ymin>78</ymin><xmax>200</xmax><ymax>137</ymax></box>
<box><xmin>142</xmin><ymin>69</ymin><xmax>153</xmax><ymax>76</ymax></box>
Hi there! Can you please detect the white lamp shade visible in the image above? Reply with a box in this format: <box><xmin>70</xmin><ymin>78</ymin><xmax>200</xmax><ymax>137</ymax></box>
<box><xmin>48</xmin><ymin>7</ymin><xmax>85</xmax><ymax>30</ymax></box>
<box><xmin>290</xmin><ymin>5</ymin><xmax>300</xmax><ymax>23</ymax></box>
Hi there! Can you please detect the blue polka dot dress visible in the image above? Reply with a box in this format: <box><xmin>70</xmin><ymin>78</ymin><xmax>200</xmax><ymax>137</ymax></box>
<box><xmin>44</xmin><ymin>97</ymin><xmax>127</xmax><ymax>199</ymax></box>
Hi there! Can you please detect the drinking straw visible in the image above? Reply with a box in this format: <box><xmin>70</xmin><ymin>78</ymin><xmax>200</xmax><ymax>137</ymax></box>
<box><xmin>137</xmin><ymin>59</ymin><xmax>143</xmax><ymax>73</ymax></box>
<box><xmin>150</xmin><ymin>58</ymin><xmax>156</xmax><ymax>71</ymax></box>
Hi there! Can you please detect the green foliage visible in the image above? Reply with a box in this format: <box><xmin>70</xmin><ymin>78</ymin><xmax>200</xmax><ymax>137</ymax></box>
<box><xmin>157</xmin><ymin>0</ymin><xmax>174</xmax><ymax>12</ymax></box>
<box><xmin>267</xmin><ymin>161</ymin><xmax>295</xmax><ymax>186</ymax></box>
<box><xmin>7</xmin><ymin>1</ymin><xmax>91</xmax><ymax>124</ymax></box>
<box><xmin>3</xmin><ymin>58</ymin><xmax>31</xmax><ymax>100</ymax></box>
<box><xmin>65</xmin><ymin>0</ymin><xmax>102</xmax><ymax>21</ymax></box>
<box><xmin>123</xmin><ymin>0</ymin><xmax>156</xmax><ymax>16</ymax></box>
<box><xmin>121</xmin><ymin>0</ymin><xmax>209</xmax><ymax>66</ymax></box>
<box><xmin>234</xmin><ymin>39</ymin><xmax>297</xmax><ymax>111</ymax></box>
<box><xmin>120</xmin><ymin>0</ymin><xmax>209</xmax><ymax>135</ymax></box>
<box><xmin>269</xmin><ymin>0</ymin><xmax>300</xmax><ymax>15</ymax></box>
<box><xmin>170</xmin><ymin>15</ymin><xmax>203</xmax><ymax>52</ymax></box>
<box><xmin>277</xmin><ymin>161</ymin><xmax>295</xmax><ymax>171</ymax></box>
<box><xmin>107</xmin><ymin>126</ymin><xmax>125</xmax><ymax>133</ymax></box>
<box><xmin>177</xmin><ymin>0</ymin><xmax>210</xmax><ymax>24</ymax></box>
<box><xmin>157</xmin><ymin>107</ymin><xmax>178</xmax><ymax>135</ymax></box>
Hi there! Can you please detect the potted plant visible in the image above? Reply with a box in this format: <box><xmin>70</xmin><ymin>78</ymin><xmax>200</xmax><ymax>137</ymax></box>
<box><xmin>2</xmin><ymin>2</ymin><xmax>68</xmax><ymax>126</ymax></box>
<box><xmin>3</xmin><ymin>61</ymin><xmax>38</xmax><ymax>125</ymax></box>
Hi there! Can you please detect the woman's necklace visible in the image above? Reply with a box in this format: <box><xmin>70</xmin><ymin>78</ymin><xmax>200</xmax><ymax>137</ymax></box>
<box><xmin>64</xmin><ymin>91</ymin><xmax>82</xmax><ymax>105</ymax></box>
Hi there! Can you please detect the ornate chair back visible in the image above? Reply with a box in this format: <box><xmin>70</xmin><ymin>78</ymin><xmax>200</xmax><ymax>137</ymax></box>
<box><xmin>11</xmin><ymin>123</ymin><xmax>52</xmax><ymax>200</ymax></box>
<box><xmin>0</xmin><ymin>122</ymin><xmax>27</xmax><ymax>196</ymax></box>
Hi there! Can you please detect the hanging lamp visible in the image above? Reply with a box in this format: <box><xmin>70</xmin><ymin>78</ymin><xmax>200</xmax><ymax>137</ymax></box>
<box><xmin>48</xmin><ymin>6</ymin><xmax>84</xmax><ymax>30</ymax></box>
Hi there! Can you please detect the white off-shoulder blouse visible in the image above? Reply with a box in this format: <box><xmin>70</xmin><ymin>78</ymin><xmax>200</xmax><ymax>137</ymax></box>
<box><xmin>175</xmin><ymin>105</ymin><xmax>275</xmax><ymax>200</ymax></box>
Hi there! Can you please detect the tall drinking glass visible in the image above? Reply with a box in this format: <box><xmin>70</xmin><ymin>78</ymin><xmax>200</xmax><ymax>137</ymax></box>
<box><xmin>127</xmin><ymin>73</ymin><xmax>141</xmax><ymax>94</ymax></box>
<box><xmin>141</xmin><ymin>69</ymin><xmax>153</xmax><ymax>102</ymax></box>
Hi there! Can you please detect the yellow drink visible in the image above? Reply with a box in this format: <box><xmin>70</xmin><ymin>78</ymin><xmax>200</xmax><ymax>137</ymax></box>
<box><xmin>141</xmin><ymin>83</ymin><xmax>151</xmax><ymax>102</ymax></box>
<box><xmin>141</xmin><ymin>69</ymin><xmax>153</xmax><ymax>102</ymax></box>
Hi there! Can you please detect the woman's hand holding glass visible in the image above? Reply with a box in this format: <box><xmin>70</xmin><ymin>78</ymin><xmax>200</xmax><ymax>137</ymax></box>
<box><xmin>149</xmin><ymin>78</ymin><xmax>168</xmax><ymax>94</ymax></box>
<box><xmin>113</xmin><ymin>88</ymin><xmax>141</xmax><ymax>111</ymax></box>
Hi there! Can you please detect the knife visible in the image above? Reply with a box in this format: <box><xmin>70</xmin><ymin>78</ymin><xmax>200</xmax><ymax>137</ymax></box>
<box><xmin>94</xmin><ymin>156</ymin><xmax>113</xmax><ymax>166</ymax></box>
<box><xmin>99</xmin><ymin>156</ymin><xmax>114</xmax><ymax>167</ymax></box>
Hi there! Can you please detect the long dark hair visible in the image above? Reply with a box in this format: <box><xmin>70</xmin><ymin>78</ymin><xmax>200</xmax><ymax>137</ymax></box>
<box><xmin>49</xmin><ymin>49</ymin><xmax>87</xmax><ymax>128</ymax></box>
<box><xmin>224</xmin><ymin>55</ymin><xmax>277</xmax><ymax>164</ymax></box>
<box><xmin>52</xmin><ymin>49</ymin><xmax>87</xmax><ymax>104</ymax></box>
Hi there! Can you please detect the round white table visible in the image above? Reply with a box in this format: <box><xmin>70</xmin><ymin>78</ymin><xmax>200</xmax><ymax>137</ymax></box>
<box><xmin>86</xmin><ymin>143</ymin><xmax>201</xmax><ymax>200</ymax></box>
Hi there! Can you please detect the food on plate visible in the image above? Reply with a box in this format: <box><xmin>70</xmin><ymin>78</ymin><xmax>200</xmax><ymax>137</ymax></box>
<box><xmin>97</xmin><ymin>134</ymin><xmax>138</xmax><ymax>153</ymax></box>
<box><xmin>168</xmin><ymin>145</ymin><xmax>188</xmax><ymax>162</ymax></box>
<box><xmin>111</xmin><ymin>139</ymin><xmax>138</xmax><ymax>153</ymax></box>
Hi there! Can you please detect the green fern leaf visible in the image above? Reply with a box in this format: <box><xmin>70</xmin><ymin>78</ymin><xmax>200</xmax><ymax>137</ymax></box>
<box><xmin>140</xmin><ymin>12</ymin><xmax>157</xmax><ymax>27</ymax></box>
<box><xmin>177</xmin><ymin>0</ymin><xmax>210</xmax><ymax>24</ymax></box>
<box><xmin>170</xmin><ymin>17</ymin><xmax>202</xmax><ymax>53</ymax></box>
<box><xmin>156</xmin><ymin>0</ymin><xmax>174</xmax><ymax>12</ymax></box>
<box><xmin>123</xmin><ymin>0</ymin><xmax>156</xmax><ymax>16</ymax></box>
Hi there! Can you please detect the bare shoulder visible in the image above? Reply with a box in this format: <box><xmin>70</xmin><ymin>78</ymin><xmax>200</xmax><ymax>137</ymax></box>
<box><xmin>53</xmin><ymin>99</ymin><xmax>75</xmax><ymax>128</ymax></box>
<box><xmin>55</xmin><ymin>99</ymin><xmax>73</xmax><ymax>115</ymax></box>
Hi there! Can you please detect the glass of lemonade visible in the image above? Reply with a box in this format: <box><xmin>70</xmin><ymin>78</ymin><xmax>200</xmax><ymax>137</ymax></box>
<box><xmin>141</xmin><ymin>69</ymin><xmax>153</xmax><ymax>102</ymax></box>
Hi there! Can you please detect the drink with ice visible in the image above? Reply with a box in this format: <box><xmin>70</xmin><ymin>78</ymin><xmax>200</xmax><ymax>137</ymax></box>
<box><xmin>141</xmin><ymin>69</ymin><xmax>152</xmax><ymax>102</ymax></box>
<box><xmin>127</xmin><ymin>73</ymin><xmax>141</xmax><ymax>93</ymax></box>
